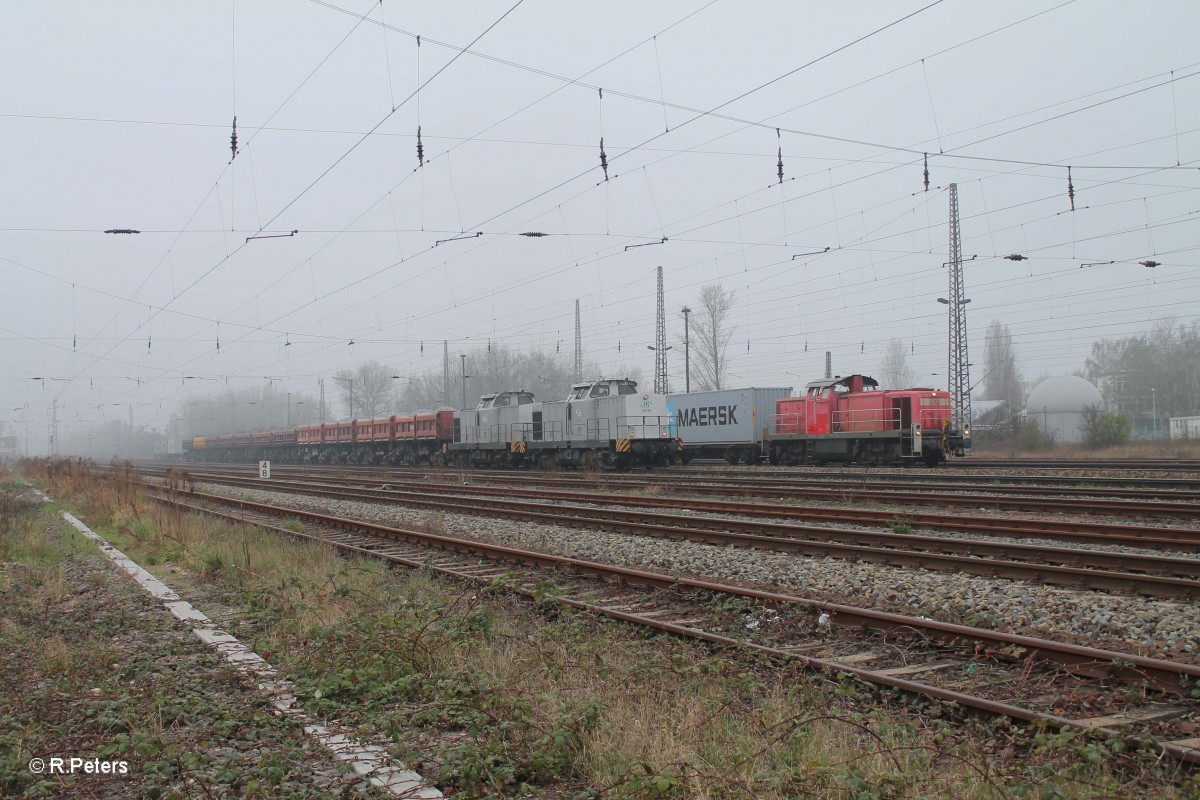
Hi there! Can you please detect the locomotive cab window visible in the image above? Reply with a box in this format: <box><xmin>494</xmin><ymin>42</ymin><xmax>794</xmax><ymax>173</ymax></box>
<box><xmin>617</xmin><ymin>381</ymin><xmax>637</xmax><ymax>395</ymax></box>
<box><xmin>518</xmin><ymin>392</ymin><xmax>534</xmax><ymax>405</ymax></box>
<box><xmin>572</xmin><ymin>387</ymin><xmax>588</xmax><ymax>400</ymax></box>
<box><xmin>492</xmin><ymin>394</ymin><xmax>510</xmax><ymax>407</ymax></box>
<box><xmin>589</xmin><ymin>384</ymin><xmax>610</xmax><ymax>398</ymax></box>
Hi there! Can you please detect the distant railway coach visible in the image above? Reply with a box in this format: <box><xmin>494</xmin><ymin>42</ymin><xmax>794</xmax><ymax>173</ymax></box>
<box><xmin>186</xmin><ymin>408</ymin><xmax>456</xmax><ymax>465</ymax></box>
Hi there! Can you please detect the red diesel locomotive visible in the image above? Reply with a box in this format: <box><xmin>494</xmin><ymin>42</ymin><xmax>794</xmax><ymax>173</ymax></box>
<box><xmin>769</xmin><ymin>374</ymin><xmax>967</xmax><ymax>466</ymax></box>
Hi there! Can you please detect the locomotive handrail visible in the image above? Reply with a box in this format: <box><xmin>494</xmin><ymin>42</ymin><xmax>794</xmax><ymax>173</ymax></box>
<box><xmin>617</xmin><ymin>415</ymin><xmax>672</xmax><ymax>439</ymax></box>
<box><xmin>513</xmin><ymin>420</ymin><xmax>566</xmax><ymax>442</ymax></box>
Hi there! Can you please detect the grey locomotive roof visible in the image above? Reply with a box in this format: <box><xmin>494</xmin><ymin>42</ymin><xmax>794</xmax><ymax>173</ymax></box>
<box><xmin>804</xmin><ymin>374</ymin><xmax>880</xmax><ymax>390</ymax></box>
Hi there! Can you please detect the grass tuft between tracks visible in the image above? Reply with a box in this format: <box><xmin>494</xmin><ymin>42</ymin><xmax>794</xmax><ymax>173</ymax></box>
<box><xmin>15</xmin><ymin>459</ymin><xmax>1200</xmax><ymax>799</ymax></box>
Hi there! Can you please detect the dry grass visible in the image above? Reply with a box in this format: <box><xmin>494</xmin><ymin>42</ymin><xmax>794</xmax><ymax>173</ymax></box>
<box><xmin>973</xmin><ymin>438</ymin><xmax>1200</xmax><ymax>460</ymax></box>
<box><xmin>36</xmin><ymin>634</ymin><xmax>71</xmax><ymax>673</ymax></box>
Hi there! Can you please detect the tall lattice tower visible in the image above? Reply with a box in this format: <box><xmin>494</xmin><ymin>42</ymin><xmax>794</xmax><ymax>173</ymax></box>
<box><xmin>573</xmin><ymin>299</ymin><xmax>582</xmax><ymax>383</ymax></box>
<box><xmin>653</xmin><ymin>267</ymin><xmax>667</xmax><ymax>393</ymax></box>
<box><xmin>442</xmin><ymin>340</ymin><xmax>450</xmax><ymax>407</ymax></box>
<box><xmin>945</xmin><ymin>183</ymin><xmax>972</xmax><ymax>434</ymax></box>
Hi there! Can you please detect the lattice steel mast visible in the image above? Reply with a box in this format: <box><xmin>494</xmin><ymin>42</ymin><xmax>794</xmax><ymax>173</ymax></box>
<box><xmin>442</xmin><ymin>340</ymin><xmax>450</xmax><ymax>407</ymax></box>
<box><xmin>653</xmin><ymin>267</ymin><xmax>667</xmax><ymax>393</ymax></box>
<box><xmin>946</xmin><ymin>183</ymin><xmax>971</xmax><ymax>434</ymax></box>
<box><xmin>574</xmin><ymin>299</ymin><xmax>582</xmax><ymax>383</ymax></box>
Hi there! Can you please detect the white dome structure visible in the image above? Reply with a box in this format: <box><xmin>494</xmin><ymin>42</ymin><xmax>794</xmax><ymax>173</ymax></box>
<box><xmin>1025</xmin><ymin>376</ymin><xmax>1103</xmax><ymax>443</ymax></box>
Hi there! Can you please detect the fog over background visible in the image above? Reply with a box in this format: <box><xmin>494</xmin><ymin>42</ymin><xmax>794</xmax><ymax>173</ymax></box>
<box><xmin>2</xmin><ymin>0</ymin><xmax>1198</xmax><ymax>456</ymax></box>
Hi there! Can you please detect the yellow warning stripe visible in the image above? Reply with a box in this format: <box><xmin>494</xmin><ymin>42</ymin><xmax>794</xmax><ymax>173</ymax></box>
<box><xmin>510</xmin><ymin>441</ymin><xmax>526</xmax><ymax>454</ymax></box>
<box><xmin>615</xmin><ymin>438</ymin><xmax>631</xmax><ymax>453</ymax></box>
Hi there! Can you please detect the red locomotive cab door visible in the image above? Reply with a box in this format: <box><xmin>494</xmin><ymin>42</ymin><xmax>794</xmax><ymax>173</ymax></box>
<box><xmin>808</xmin><ymin>391</ymin><xmax>830</xmax><ymax>435</ymax></box>
<box><xmin>892</xmin><ymin>398</ymin><xmax>911</xmax><ymax>431</ymax></box>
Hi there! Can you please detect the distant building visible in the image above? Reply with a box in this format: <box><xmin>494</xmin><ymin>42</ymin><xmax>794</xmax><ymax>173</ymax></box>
<box><xmin>1170</xmin><ymin>416</ymin><xmax>1200</xmax><ymax>440</ymax></box>
<box><xmin>1024</xmin><ymin>376</ymin><xmax>1103</xmax><ymax>444</ymax></box>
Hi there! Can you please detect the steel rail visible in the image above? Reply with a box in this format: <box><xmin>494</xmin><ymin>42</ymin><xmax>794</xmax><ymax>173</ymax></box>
<box><xmin>253</xmin><ymin>464</ymin><xmax>1200</xmax><ymax>519</ymax></box>
<box><xmin>159</xmin><ymin>466</ymin><xmax>1200</xmax><ymax>553</ymax></box>
<box><xmin>162</xmin><ymin>472</ymin><xmax>1200</xmax><ymax>600</ymax></box>
<box><xmin>338</xmin><ymin>463</ymin><xmax>1200</xmax><ymax>502</ymax></box>
<box><xmin>185</xmin><ymin>461</ymin><xmax>1200</xmax><ymax>495</ymax></box>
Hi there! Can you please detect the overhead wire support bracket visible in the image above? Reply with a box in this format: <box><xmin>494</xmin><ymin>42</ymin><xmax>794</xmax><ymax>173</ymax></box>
<box><xmin>791</xmin><ymin>247</ymin><xmax>831</xmax><ymax>260</ymax></box>
<box><xmin>776</xmin><ymin>128</ymin><xmax>784</xmax><ymax>185</ymax></box>
<box><xmin>624</xmin><ymin>237</ymin><xmax>667</xmax><ymax>252</ymax></box>
<box><xmin>598</xmin><ymin>87</ymin><xmax>608</xmax><ymax>181</ymax></box>
<box><xmin>245</xmin><ymin>229</ymin><xmax>298</xmax><ymax>243</ymax></box>
<box><xmin>434</xmin><ymin>231</ymin><xmax>482</xmax><ymax>247</ymax></box>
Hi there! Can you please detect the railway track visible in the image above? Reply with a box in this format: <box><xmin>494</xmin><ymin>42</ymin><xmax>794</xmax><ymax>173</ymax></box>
<box><xmin>158</xmin><ymin>461</ymin><xmax>1200</xmax><ymax>520</ymax></box>
<box><xmin>660</xmin><ymin>468</ymin><xmax>1200</xmax><ymax>498</ymax></box>
<box><xmin>950</xmin><ymin>458</ymin><xmax>1200</xmax><ymax>471</ymax></box>
<box><xmin>146</xmin><ymin>486</ymin><xmax>1200</xmax><ymax>767</ymax></box>
<box><xmin>151</xmin><ymin>471</ymin><xmax>1200</xmax><ymax>600</ymax></box>
<box><xmin>141</xmin><ymin>466</ymin><xmax>1200</xmax><ymax>553</ymax></box>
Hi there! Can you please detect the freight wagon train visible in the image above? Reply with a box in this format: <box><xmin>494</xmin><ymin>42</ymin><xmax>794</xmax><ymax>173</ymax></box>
<box><xmin>184</xmin><ymin>377</ymin><xmax>678</xmax><ymax>469</ymax></box>
<box><xmin>184</xmin><ymin>373</ymin><xmax>969</xmax><ymax>469</ymax></box>
<box><xmin>669</xmin><ymin>375</ymin><xmax>968</xmax><ymax>466</ymax></box>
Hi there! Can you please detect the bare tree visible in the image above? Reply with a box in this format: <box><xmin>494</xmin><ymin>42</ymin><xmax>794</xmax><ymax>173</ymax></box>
<box><xmin>176</xmin><ymin>385</ymin><xmax>322</xmax><ymax>436</ymax></box>
<box><xmin>1083</xmin><ymin>318</ymin><xmax>1200</xmax><ymax>434</ymax></box>
<box><xmin>983</xmin><ymin>320</ymin><xmax>1022</xmax><ymax>410</ymax></box>
<box><xmin>879</xmin><ymin>338</ymin><xmax>914</xmax><ymax>389</ymax></box>
<box><xmin>685</xmin><ymin>283</ymin><xmax>736</xmax><ymax>391</ymax></box>
<box><xmin>334</xmin><ymin>361</ymin><xmax>399</xmax><ymax>418</ymax></box>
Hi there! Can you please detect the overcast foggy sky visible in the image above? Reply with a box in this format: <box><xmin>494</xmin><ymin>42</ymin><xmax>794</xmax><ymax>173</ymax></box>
<box><xmin>2</xmin><ymin>0</ymin><xmax>1198</xmax><ymax>452</ymax></box>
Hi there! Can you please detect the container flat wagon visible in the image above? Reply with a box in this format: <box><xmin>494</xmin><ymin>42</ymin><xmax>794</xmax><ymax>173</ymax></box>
<box><xmin>667</xmin><ymin>387</ymin><xmax>792</xmax><ymax>464</ymax></box>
